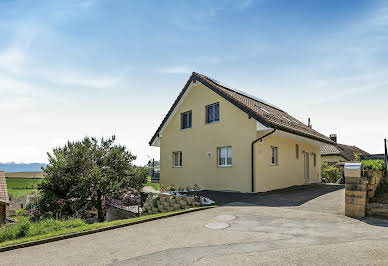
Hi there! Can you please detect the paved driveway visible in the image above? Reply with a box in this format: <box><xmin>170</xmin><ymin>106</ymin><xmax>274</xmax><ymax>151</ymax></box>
<box><xmin>1</xmin><ymin>185</ymin><xmax>388</xmax><ymax>265</ymax></box>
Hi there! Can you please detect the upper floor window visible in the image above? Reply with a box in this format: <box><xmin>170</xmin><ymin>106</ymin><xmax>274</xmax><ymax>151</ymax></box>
<box><xmin>296</xmin><ymin>144</ymin><xmax>299</xmax><ymax>159</ymax></box>
<box><xmin>270</xmin><ymin>146</ymin><xmax>278</xmax><ymax>165</ymax></box>
<box><xmin>173</xmin><ymin>151</ymin><xmax>182</xmax><ymax>167</ymax></box>
<box><xmin>206</xmin><ymin>103</ymin><xmax>219</xmax><ymax>124</ymax></box>
<box><xmin>218</xmin><ymin>146</ymin><xmax>232</xmax><ymax>167</ymax></box>
<box><xmin>181</xmin><ymin>111</ymin><xmax>192</xmax><ymax>129</ymax></box>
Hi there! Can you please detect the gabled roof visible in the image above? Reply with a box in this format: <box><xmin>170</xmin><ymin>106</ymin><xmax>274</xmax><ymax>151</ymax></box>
<box><xmin>0</xmin><ymin>171</ymin><xmax>9</xmax><ymax>205</ymax></box>
<box><xmin>320</xmin><ymin>143</ymin><xmax>369</xmax><ymax>161</ymax></box>
<box><xmin>149</xmin><ymin>72</ymin><xmax>334</xmax><ymax>146</ymax></box>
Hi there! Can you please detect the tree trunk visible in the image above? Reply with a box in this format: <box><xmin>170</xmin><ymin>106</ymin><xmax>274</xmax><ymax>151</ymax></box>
<box><xmin>96</xmin><ymin>191</ymin><xmax>104</xmax><ymax>222</ymax></box>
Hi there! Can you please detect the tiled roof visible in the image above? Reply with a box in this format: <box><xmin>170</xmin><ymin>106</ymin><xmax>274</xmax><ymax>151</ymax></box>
<box><xmin>320</xmin><ymin>145</ymin><xmax>341</xmax><ymax>155</ymax></box>
<box><xmin>320</xmin><ymin>143</ymin><xmax>369</xmax><ymax>161</ymax></box>
<box><xmin>0</xmin><ymin>171</ymin><xmax>9</xmax><ymax>204</ymax></box>
<box><xmin>149</xmin><ymin>72</ymin><xmax>335</xmax><ymax>146</ymax></box>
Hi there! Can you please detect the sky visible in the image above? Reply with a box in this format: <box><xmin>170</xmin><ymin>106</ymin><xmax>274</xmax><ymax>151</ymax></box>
<box><xmin>0</xmin><ymin>0</ymin><xmax>387</xmax><ymax>166</ymax></box>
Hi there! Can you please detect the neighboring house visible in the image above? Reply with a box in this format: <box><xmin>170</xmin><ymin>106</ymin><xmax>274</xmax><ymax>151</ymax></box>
<box><xmin>0</xmin><ymin>171</ymin><xmax>9</xmax><ymax>224</ymax></box>
<box><xmin>149</xmin><ymin>72</ymin><xmax>334</xmax><ymax>192</ymax></box>
<box><xmin>320</xmin><ymin>134</ymin><xmax>369</xmax><ymax>163</ymax></box>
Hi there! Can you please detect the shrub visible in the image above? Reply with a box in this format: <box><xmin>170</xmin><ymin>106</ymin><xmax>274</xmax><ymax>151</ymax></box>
<box><xmin>16</xmin><ymin>209</ymin><xmax>26</xmax><ymax>216</ymax></box>
<box><xmin>321</xmin><ymin>163</ymin><xmax>342</xmax><ymax>183</ymax></box>
<box><xmin>375</xmin><ymin>180</ymin><xmax>388</xmax><ymax>196</ymax></box>
<box><xmin>16</xmin><ymin>218</ymin><xmax>31</xmax><ymax>238</ymax></box>
<box><xmin>362</xmin><ymin>160</ymin><xmax>385</xmax><ymax>171</ymax></box>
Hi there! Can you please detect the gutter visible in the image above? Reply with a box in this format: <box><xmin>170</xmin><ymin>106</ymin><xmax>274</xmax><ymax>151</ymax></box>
<box><xmin>251</xmin><ymin>129</ymin><xmax>276</xmax><ymax>192</ymax></box>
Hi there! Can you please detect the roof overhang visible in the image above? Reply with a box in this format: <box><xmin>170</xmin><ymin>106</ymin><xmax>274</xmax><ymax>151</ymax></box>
<box><xmin>150</xmin><ymin>77</ymin><xmax>200</xmax><ymax>147</ymax></box>
<box><xmin>273</xmin><ymin>129</ymin><xmax>330</xmax><ymax>147</ymax></box>
<box><xmin>150</xmin><ymin>73</ymin><xmax>335</xmax><ymax>147</ymax></box>
<box><xmin>257</xmin><ymin>121</ymin><xmax>331</xmax><ymax>147</ymax></box>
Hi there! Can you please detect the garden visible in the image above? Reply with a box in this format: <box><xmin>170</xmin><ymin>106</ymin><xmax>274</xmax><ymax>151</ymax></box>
<box><xmin>0</xmin><ymin>136</ymin><xmax>213</xmax><ymax>248</ymax></box>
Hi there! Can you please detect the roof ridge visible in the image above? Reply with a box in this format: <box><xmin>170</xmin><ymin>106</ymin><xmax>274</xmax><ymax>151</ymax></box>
<box><xmin>194</xmin><ymin>72</ymin><xmax>285</xmax><ymax>113</ymax></box>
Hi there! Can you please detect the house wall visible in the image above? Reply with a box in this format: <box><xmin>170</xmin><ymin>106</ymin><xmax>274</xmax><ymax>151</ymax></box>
<box><xmin>322</xmin><ymin>155</ymin><xmax>347</xmax><ymax>163</ymax></box>
<box><xmin>159</xmin><ymin>83</ymin><xmax>323</xmax><ymax>192</ymax></box>
<box><xmin>254</xmin><ymin>134</ymin><xmax>321</xmax><ymax>192</ymax></box>
<box><xmin>160</xmin><ymin>83</ymin><xmax>257</xmax><ymax>192</ymax></box>
<box><xmin>0</xmin><ymin>204</ymin><xmax>5</xmax><ymax>224</ymax></box>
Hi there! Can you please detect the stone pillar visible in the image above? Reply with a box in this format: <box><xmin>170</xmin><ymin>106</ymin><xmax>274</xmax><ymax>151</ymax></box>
<box><xmin>344</xmin><ymin>163</ymin><xmax>366</xmax><ymax>218</ymax></box>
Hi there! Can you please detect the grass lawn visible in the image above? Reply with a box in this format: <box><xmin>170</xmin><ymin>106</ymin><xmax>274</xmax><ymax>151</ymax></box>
<box><xmin>0</xmin><ymin>210</ymin><xmax>189</xmax><ymax>248</ymax></box>
<box><xmin>143</xmin><ymin>176</ymin><xmax>160</xmax><ymax>190</ymax></box>
<box><xmin>6</xmin><ymin>178</ymin><xmax>42</xmax><ymax>199</ymax></box>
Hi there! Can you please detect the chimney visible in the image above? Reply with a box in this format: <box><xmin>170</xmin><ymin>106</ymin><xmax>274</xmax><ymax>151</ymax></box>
<box><xmin>330</xmin><ymin>134</ymin><xmax>337</xmax><ymax>143</ymax></box>
<box><xmin>308</xmin><ymin>118</ymin><xmax>312</xmax><ymax>128</ymax></box>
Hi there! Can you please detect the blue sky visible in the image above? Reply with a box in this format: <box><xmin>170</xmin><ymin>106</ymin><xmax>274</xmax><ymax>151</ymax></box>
<box><xmin>0</xmin><ymin>0</ymin><xmax>387</xmax><ymax>165</ymax></box>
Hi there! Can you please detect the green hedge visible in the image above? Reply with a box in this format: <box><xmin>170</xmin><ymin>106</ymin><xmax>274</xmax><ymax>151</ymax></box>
<box><xmin>362</xmin><ymin>160</ymin><xmax>385</xmax><ymax>171</ymax></box>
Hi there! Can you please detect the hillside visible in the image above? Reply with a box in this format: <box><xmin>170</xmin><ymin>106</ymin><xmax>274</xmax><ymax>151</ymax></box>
<box><xmin>0</xmin><ymin>163</ymin><xmax>47</xmax><ymax>173</ymax></box>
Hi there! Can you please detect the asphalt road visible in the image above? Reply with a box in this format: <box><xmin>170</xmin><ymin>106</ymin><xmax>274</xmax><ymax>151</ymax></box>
<box><xmin>1</xmin><ymin>185</ymin><xmax>388</xmax><ymax>266</ymax></box>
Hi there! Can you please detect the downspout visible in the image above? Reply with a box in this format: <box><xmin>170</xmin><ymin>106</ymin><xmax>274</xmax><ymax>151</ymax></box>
<box><xmin>251</xmin><ymin>129</ymin><xmax>276</xmax><ymax>192</ymax></box>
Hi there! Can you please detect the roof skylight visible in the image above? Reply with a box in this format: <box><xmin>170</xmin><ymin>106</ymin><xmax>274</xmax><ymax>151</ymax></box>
<box><xmin>260</xmin><ymin>107</ymin><xmax>271</xmax><ymax>114</ymax></box>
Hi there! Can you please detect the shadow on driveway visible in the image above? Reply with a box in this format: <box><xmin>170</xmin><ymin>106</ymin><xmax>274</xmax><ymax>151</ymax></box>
<box><xmin>189</xmin><ymin>183</ymin><xmax>344</xmax><ymax>207</ymax></box>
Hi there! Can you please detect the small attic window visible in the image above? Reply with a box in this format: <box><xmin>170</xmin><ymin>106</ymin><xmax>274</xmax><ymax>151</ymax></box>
<box><xmin>260</xmin><ymin>107</ymin><xmax>271</xmax><ymax>114</ymax></box>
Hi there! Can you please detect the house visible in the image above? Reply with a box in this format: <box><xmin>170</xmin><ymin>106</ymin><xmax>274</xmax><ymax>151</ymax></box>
<box><xmin>320</xmin><ymin>134</ymin><xmax>369</xmax><ymax>164</ymax></box>
<box><xmin>149</xmin><ymin>72</ymin><xmax>334</xmax><ymax>192</ymax></box>
<box><xmin>0</xmin><ymin>171</ymin><xmax>9</xmax><ymax>224</ymax></box>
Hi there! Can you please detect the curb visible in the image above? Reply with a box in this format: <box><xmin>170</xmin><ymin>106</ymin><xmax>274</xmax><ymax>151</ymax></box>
<box><xmin>0</xmin><ymin>206</ymin><xmax>214</xmax><ymax>253</ymax></box>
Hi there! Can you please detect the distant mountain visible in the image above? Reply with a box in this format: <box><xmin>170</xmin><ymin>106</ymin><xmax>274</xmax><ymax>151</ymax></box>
<box><xmin>0</xmin><ymin>163</ymin><xmax>47</xmax><ymax>172</ymax></box>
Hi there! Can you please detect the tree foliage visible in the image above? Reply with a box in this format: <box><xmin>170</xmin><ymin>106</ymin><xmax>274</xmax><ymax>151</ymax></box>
<box><xmin>362</xmin><ymin>160</ymin><xmax>385</xmax><ymax>171</ymax></box>
<box><xmin>39</xmin><ymin>136</ymin><xmax>147</xmax><ymax>221</ymax></box>
<box><xmin>321</xmin><ymin>163</ymin><xmax>342</xmax><ymax>184</ymax></box>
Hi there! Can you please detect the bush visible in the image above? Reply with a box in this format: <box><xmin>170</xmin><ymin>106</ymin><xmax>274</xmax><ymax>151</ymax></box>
<box><xmin>362</xmin><ymin>160</ymin><xmax>385</xmax><ymax>171</ymax></box>
<box><xmin>321</xmin><ymin>163</ymin><xmax>342</xmax><ymax>183</ymax></box>
<box><xmin>16</xmin><ymin>209</ymin><xmax>26</xmax><ymax>216</ymax></box>
<box><xmin>16</xmin><ymin>218</ymin><xmax>31</xmax><ymax>238</ymax></box>
<box><xmin>375</xmin><ymin>180</ymin><xmax>388</xmax><ymax>197</ymax></box>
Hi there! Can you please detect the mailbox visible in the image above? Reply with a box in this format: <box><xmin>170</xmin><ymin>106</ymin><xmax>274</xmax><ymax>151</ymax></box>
<box><xmin>344</xmin><ymin>163</ymin><xmax>362</xmax><ymax>178</ymax></box>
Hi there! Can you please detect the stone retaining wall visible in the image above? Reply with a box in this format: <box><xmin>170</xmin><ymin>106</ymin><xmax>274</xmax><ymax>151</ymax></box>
<box><xmin>345</xmin><ymin>169</ymin><xmax>385</xmax><ymax>218</ymax></box>
<box><xmin>142</xmin><ymin>193</ymin><xmax>202</xmax><ymax>215</ymax></box>
<box><xmin>366</xmin><ymin>203</ymin><xmax>388</xmax><ymax>218</ymax></box>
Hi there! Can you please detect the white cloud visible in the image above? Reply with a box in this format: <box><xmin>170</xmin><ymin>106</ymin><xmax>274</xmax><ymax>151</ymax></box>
<box><xmin>159</xmin><ymin>66</ymin><xmax>192</xmax><ymax>75</ymax></box>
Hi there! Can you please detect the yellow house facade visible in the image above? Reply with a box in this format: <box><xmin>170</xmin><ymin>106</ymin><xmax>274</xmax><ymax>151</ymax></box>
<box><xmin>150</xmin><ymin>73</ymin><xmax>334</xmax><ymax>192</ymax></box>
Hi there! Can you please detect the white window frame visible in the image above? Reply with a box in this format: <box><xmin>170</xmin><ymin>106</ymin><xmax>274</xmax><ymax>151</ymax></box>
<box><xmin>218</xmin><ymin>146</ymin><xmax>232</xmax><ymax>167</ymax></box>
<box><xmin>173</xmin><ymin>151</ymin><xmax>182</xmax><ymax>168</ymax></box>
<box><xmin>270</xmin><ymin>146</ymin><xmax>278</xmax><ymax>166</ymax></box>
<box><xmin>206</xmin><ymin>103</ymin><xmax>220</xmax><ymax>124</ymax></box>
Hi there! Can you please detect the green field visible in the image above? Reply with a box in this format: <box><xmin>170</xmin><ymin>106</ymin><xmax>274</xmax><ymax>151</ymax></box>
<box><xmin>5</xmin><ymin>176</ymin><xmax>158</xmax><ymax>199</ymax></box>
<box><xmin>6</xmin><ymin>178</ymin><xmax>42</xmax><ymax>199</ymax></box>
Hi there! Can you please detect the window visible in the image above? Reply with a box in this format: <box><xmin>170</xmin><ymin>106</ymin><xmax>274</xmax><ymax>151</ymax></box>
<box><xmin>296</xmin><ymin>144</ymin><xmax>299</xmax><ymax>159</ymax></box>
<box><xmin>312</xmin><ymin>153</ymin><xmax>316</xmax><ymax>167</ymax></box>
<box><xmin>206</xmin><ymin>103</ymin><xmax>219</xmax><ymax>124</ymax></box>
<box><xmin>173</xmin><ymin>151</ymin><xmax>182</xmax><ymax>167</ymax></box>
<box><xmin>270</xmin><ymin>146</ymin><xmax>278</xmax><ymax>165</ymax></box>
<box><xmin>218</xmin><ymin>146</ymin><xmax>232</xmax><ymax>167</ymax></box>
<box><xmin>181</xmin><ymin>111</ymin><xmax>192</xmax><ymax>129</ymax></box>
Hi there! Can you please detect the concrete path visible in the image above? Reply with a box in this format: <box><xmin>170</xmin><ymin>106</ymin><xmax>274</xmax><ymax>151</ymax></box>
<box><xmin>1</xmin><ymin>186</ymin><xmax>387</xmax><ymax>265</ymax></box>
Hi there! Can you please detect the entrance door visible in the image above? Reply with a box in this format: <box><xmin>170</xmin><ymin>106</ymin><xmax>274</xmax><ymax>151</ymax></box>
<box><xmin>304</xmin><ymin>152</ymin><xmax>309</xmax><ymax>184</ymax></box>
